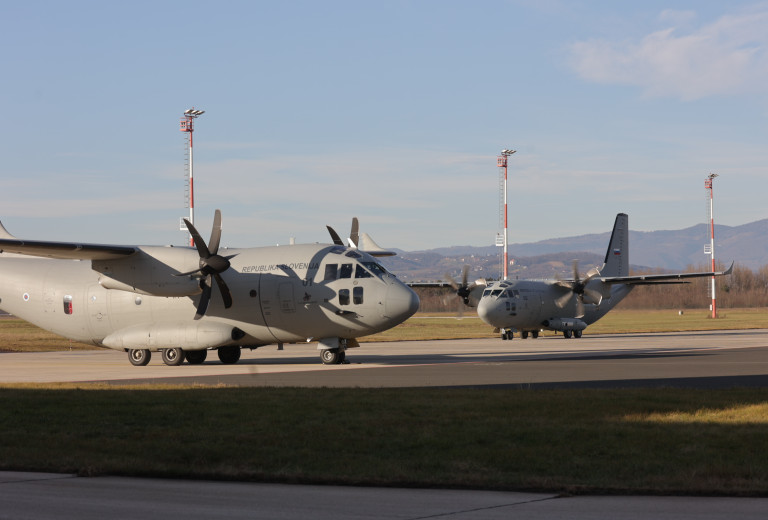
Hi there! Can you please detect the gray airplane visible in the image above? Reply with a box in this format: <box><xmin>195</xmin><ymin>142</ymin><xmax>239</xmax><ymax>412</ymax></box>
<box><xmin>445</xmin><ymin>213</ymin><xmax>733</xmax><ymax>339</ymax></box>
<box><xmin>0</xmin><ymin>211</ymin><xmax>419</xmax><ymax>366</ymax></box>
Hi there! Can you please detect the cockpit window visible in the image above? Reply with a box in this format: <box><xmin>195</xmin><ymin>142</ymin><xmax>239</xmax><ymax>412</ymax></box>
<box><xmin>329</xmin><ymin>246</ymin><xmax>346</xmax><ymax>255</ymax></box>
<box><xmin>483</xmin><ymin>289</ymin><xmax>492</xmax><ymax>297</ymax></box>
<box><xmin>490</xmin><ymin>290</ymin><xmax>502</xmax><ymax>297</ymax></box>
<box><xmin>324</xmin><ymin>264</ymin><xmax>338</xmax><ymax>281</ymax></box>
<box><xmin>339</xmin><ymin>263</ymin><xmax>353</xmax><ymax>279</ymax></box>
<box><xmin>362</xmin><ymin>262</ymin><xmax>389</xmax><ymax>278</ymax></box>
<box><xmin>345</xmin><ymin>250</ymin><xmax>362</xmax><ymax>259</ymax></box>
<box><xmin>355</xmin><ymin>264</ymin><xmax>372</xmax><ymax>278</ymax></box>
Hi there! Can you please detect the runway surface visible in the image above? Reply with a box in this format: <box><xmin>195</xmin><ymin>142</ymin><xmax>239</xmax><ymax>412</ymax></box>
<box><xmin>1</xmin><ymin>328</ymin><xmax>767</xmax><ymax>388</ymax></box>
<box><xmin>2</xmin><ymin>471</ymin><xmax>767</xmax><ymax>520</ymax></box>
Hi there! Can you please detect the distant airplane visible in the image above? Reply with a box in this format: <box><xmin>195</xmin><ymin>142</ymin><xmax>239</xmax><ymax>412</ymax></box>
<box><xmin>443</xmin><ymin>213</ymin><xmax>732</xmax><ymax>339</ymax></box>
<box><xmin>0</xmin><ymin>211</ymin><xmax>419</xmax><ymax>365</ymax></box>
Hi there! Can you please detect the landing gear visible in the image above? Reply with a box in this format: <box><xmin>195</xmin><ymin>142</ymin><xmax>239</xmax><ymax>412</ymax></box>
<box><xmin>501</xmin><ymin>329</ymin><xmax>513</xmax><ymax>340</ymax></box>
<box><xmin>128</xmin><ymin>349</ymin><xmax>151</xmax><ymax>366</ymax></box>
<box><xmin>573</xmin><ymin>330</ymin><xmax>583</xmax><ymax>339</ymax></box>
<box><xmin>531</xmin><ymin>330</ymin><xmax>539</xmax><ymax>339</ymax></box>
<box><xmin>563</xmin><ymin>330</ymin><xmax>573</xmax><ymax>339</ymax></box>
<box><xmin>161</xmin><ymin>348</ymin><xmax>185</xmax><ymax>366</ymax></box>
<box><xmin>185</xmin><ymin>349</ymin><xmax>208</xmax><ymax>365</ymax></box>
<box><xmin>217</xmin><ymin>345</ymin><xmax>241</xmax><ymax>364</ymax></box>
<box><xmin>321</xmin><ymin>348</ymin><xmax>346</xmax><ymax>365</ymax></box>
<box><xmin>521</xmin><ymin>331</ymin><xmax>528</xmax><ymax>339</ymax></box>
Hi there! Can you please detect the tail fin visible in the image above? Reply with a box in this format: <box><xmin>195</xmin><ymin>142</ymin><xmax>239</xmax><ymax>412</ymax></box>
<box><xmin>600</xmin><ymin>213</ymin><xmax>629</xmax><ymax>277</ymax></box>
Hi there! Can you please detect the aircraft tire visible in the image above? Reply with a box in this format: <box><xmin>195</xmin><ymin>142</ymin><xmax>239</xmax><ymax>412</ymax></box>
<box><xmin>563</xmin><ymin>330</ymin><xmax>573</xmax><ymax>339</ymax></box>
<box><xmin>217</xmin><ymin>345</ymin><xmax>241</xmax><ymax>364</ymax></box>
<box><xmin>532</xmin><ymin>330</ymin><xmax>539</xmax><ymax>339</ymax></box>
<box><xmin>573</xmin><ymin>330</ymin><xmax>583</xmax><ymax>339</ymax></box>
<box><xmin>128</xmin><ymin>349</ymin><xmax>151</xmax><ymax>367</ymax></box>
<box><xmin>321</xmin><ymin>348</ymin><xmax>342</xmax><ymax>365</ymax></box>
<box><xmin>185</xmin><ymin>349</ymin><xmax>208</xmax><ymax>365</ymax></box>
<box><xmin>521</xmin><ymin>331</ymin><xmax>529</xmax><ymax>339</ymax></box>
<box><xmin>161</xmin><ymin>348</ymin><xmax>185</xmax><ymax>366</ymax></box>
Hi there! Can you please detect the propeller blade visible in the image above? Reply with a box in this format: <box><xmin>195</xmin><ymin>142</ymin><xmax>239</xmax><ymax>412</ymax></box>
<box><xmin>208</xmin><ymin>209</ymin><xmax>223</xmax><ymax>255</ymax></box>
<box><xmin>582</xmin><ymin>288</ymin><xmax>603</xmax><ymax>306</ymax></box>
<box><xmin>184</xmin><ymin>218</ymin><xmax>211</xmax><ymax>258</ymax></box>
<box><xmin>349</xmin><ymin>217</ymin><xmax>359</xmax><ymax>248</ymax></box>
<box><xmin>575</xmin><ymin>297</ymin><xmax>585</xmax><ymax>319</ymax></box>
<box><xmin>213</xmin><ymin>272</ymin><xmax>233</xmax><ymax>309</ymax></box>
<box><xmin>194</xmin><ymin>277</ymin><xmax>212</xmax><ymax>320</ymax></box>
<box><xmin>326</xmin><ymin>225</ymin><xmax>344</xmax><ymax>246</ymax></box>
<box><xmin>555</xmin><ymin>291</ymin><xmax>573</xmax><ymax>309</ymax></box>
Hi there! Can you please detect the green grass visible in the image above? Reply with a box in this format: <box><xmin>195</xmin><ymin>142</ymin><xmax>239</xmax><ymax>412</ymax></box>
<box><xmin>0</xmin><ymin>385</ymin><xmax>766</xmax><ymax>495</ymax></box>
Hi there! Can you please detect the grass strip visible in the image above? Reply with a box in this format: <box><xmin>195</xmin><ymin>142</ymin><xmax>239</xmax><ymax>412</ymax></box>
<box><xmin>1</xmin><ymin>385</ymin><xmax>766</xmax><ymax>496</ymax></box>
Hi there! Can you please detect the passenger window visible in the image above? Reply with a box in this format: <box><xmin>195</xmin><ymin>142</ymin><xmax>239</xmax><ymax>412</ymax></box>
<box><xmin>340</xmin><ymin>264</ymin><xmax>353</xmax><ymax>279</ymax></box>
<box><xmin>324</xmin><ymin>264</ymin><xmax>338</xmax><ymax>281</ymax></box>
<box><xmin>339</xmin><ymin>289</ymin><xmax>350</xmax><ymax>305</ymax></box>
<box><xmin>63</xmin><ymin>295</ymin><xmax>73</xmax><ymax>315</ymax></box>
<box><xmin>355</xmin><ymin>265</ymin><xmax>372</xmax><ymax>278</ymax></box>
<box><xmin>353</xmin><ymin>286</ymin><xmax>363</xmax><ymax>304</ymax></box>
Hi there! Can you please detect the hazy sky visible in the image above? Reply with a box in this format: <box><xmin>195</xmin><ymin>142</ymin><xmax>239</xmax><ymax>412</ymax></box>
<box><xmin>1</xmin><ymin>1</ymin><xmax>766</xmax><ymax>251</ymax></box>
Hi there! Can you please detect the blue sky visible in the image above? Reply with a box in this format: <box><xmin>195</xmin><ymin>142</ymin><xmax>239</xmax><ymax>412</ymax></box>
<box><xmin>1</xmin><ymin>1</ymin><xmax>767</xmax><ymax>252</ymax></box>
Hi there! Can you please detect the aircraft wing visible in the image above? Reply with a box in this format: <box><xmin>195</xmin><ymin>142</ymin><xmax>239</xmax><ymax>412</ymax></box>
<box><xmin>600</xmin><ymin>262</ymin><xmax>734</xmax><ymax>285</ymax></box>
<box><xmin>0</xmin><ymin>220</ymin><xmax>137</xmax><ymax>260</ymax></box>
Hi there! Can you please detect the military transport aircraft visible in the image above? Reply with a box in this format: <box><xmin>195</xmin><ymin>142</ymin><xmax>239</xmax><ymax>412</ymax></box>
<box><xmin>444</xmin><ymin>213</ymin><xmax>733</xmax><ymax>340</ymax></box>
<box><xmin>0</xmin><ymin>211</ymin><xmax>419</xmax><ymax>366</ymax></box>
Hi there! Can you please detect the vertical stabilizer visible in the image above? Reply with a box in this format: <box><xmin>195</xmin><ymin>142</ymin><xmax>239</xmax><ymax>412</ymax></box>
<box><xmin>601</xmin><ymin>213</ymin><xmax>629</xmax><ymax>277</ymax></box>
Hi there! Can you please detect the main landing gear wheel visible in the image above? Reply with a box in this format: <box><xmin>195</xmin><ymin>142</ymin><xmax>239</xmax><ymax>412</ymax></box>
<box><xmin>573</xmin><ymin>330</ymin><xmax>583</xmax><ymax>338</ymax></box>
<box><xmin>501</xmin><ymin>329</ymin><xmax>513</xmax><ymax>340</ymax></box>
<box><xmin>217</xmin><ymin>345</ymin><xmax>241</xmax><ymax>364</ymax></box>
<box><xmin>161</xmin><ymin>348</ymin><xmax>185</xmax><ymax>366</ymax></box>
<box><xmin>321</xmin><ymin>348</ymin><xmax>345</xmax><ymax>365</ymax></box>
<box><xmin>563</xmin><ymin>330</ymin><xmax>573</xmax><ymax>339</ymax></box>
<box><xmin>128</xmin><ymin>349</ymin><xmax>151</xmax><ymax>366</ymax></box>
<box><xmin>532</xmin><ymin>330</ymin><xmax>539</xmax><ymax>339</ymax></box>
<box><xmin>185</xmin><ymin>349</ymin><xmax>208</xmax><ymax>365</ymax></box>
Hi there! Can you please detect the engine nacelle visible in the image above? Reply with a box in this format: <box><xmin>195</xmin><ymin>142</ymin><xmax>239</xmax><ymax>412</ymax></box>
<box><xmin>97</xmin><ymin>274</ymin><xmax>201</xmax><ymax>297</ymax></box>
<box><xmin>541</xmin><ymin>318</ymin><xmax>587</xmax><ymax>331</ymax></box>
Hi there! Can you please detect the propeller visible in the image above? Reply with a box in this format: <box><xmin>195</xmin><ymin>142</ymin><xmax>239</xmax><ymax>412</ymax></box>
<box><xmin>553</xmin><ymin>261</ymin><xmax>602</xmax><ymax>318</ymax></box>
<box><xmin>444</xmin><ymin>265</ymin><xmax>483</xmax><ymax>308</ymax></box>
<box><xmin>179</xmin><ymin>209</ymin><xmax>236</xmax><ymax>320</ymax></box>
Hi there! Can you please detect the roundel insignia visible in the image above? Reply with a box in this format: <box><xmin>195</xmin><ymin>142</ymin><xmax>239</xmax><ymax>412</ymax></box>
<box><xmin>22</xmin><ymin>292</ymin><xmax>30</xmax><ymax>302</ymax></box>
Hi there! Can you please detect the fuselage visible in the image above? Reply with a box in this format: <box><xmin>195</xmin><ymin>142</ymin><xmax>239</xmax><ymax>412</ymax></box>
<box><xmin>476</xmin><ymin>278</ymin><xmax>633</xmax><ymax>332</ymax></box>
<box><xmin>0</xmin><ymin>243</ymin><xmax>419</xmax><ymax>351</ymax></box>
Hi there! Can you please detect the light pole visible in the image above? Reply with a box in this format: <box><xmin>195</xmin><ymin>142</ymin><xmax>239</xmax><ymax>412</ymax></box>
<box><xmin>180</xmin><ymin>108</ymin><xmax>205</xmax><ymax>246</ymax></box>
<box><xmin>497</xmin><ymin>149</ymin><xmax>516</xmax><ymax>280</ymax></box>
<box><xmin>705</xmin><ymin>173</ymin><xmax>718</xmax><ymax>318</ymax></box>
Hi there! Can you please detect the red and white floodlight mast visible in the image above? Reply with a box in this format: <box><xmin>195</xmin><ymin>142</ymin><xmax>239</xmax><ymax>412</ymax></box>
<box><xmin>497</xmin><ymin>149</ymin><xmax>516</xmax><ymax>280</ymax></box>
<box><xmin>705</xmin><ymin>173</ymin><xmax>719</xmax><ymax>319</ymax></box>
<box><xmin>180</xmin><ymin>108</ymin><xmax>205</xmax><ymax>246</ymax></box>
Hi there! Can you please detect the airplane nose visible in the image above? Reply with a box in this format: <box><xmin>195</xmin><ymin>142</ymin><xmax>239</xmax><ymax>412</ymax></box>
<box><xmin>477</xmin><ymin>297</ymin><xmax>499</xmax><ymax>328</ymax></box>
<box><xmin>385</xmin><ymin>282</ymin><xmax>420</xmax><ymax>324</ymax></box>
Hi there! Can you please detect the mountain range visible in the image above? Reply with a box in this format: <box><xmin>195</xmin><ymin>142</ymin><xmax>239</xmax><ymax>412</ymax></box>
<box><xmin>380</xmin><ymin>219</ymin><xmax>768</xmax><ymax>282</ymax></box>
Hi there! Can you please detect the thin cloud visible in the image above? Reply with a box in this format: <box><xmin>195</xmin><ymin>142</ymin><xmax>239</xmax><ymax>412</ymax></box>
<box><xmin>568</xmin><ymin>7</ymin><xmax>768</xmax><ymax>100</ymax></box>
